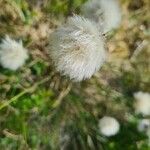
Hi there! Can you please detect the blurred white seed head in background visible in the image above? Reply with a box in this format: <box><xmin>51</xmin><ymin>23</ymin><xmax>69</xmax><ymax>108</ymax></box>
<box><xmin>48</xmin><ymin>15</ymin><xmax>106</xmax><ymax>81</ymax></box>
<box><xmin>134</xmin><ymin>92</ymin><xmax>150</xmax><ymax>116</ymax></box>
<box><xmin>0</xmin><ymin>36</ymin><xmax>28</xmax><ymax>70</ymax></box>
<box><xmin>81</xmin><ymin>0</ymin><xmax>103</xmax><ymax>29</ymax></box>
<box><xmin>82</xmin><ymin>0</ymin><xmax>122</xmax><ymax>33</ymax></box>
<box><xmin>98</xmin><ymin>116</ymin><xmax>120</xmax><ymax>137</ymax></box>
<box><xmin>137</xmin><ymin>119</ymin><xmax>150</xmax><ymax>132</ymax></box>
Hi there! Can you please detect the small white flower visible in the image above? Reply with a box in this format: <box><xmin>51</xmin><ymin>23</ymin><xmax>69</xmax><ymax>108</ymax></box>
<box><xmin>82</xmin><ymin>0</ymin><xmax>122</xmax><ymax>33</ymax></box>
<box><xmin>134</xmin><ymin>92</ymin><xmax>150</xmax><ymax>116</ymax></box>
<box><xmin>48</xmin><ymin>15</ymin><xmax>106</xmax><ymax>81</ymax></box>
<box><xmin>98</xmin><ymin>116</ymin><xmax>120</xmax><ymax>137</ymax></box>
<box><xmin>0</xmin><ymin>36</ymin><xmax>28</xmax><ymax>70</ymax></box>
<box><xmin>137</xmin><ymin>119</ymin><xmax>150</xmax><ymax>132</ymax></box>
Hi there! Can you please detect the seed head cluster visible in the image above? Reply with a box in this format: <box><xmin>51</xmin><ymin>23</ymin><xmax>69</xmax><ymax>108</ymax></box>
<box><xmin>48</xmin><ymin>15</ymin><xmax>106</xmax><ymax>81</ymax></box>
<box><xmin>82</xmin><ymin>0</ymin><xmax>122</xmax><ymax>33</ymax></box>
<box><xmin>98</xmin><ymin>116</ymin><xmax>120</xmax><ymax>137</ymax></box>
<box><xmin>0</xmin><ymin>36</ymin><xmax>28</xmax><ymax>70</ymax></box>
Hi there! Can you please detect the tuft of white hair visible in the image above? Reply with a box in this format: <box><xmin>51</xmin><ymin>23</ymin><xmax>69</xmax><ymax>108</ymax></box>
<box><xmin>134</xmin><ymin>92</ymin><xmax>150</xmax><ymax>116</ymax></box>
<box><xmin>81</xmin><ymin>0</ymin><xmax>122</xmax><ymax>33</ymax></box>
<box><xmin>0</xmin><ymin>36</ymin><xmax>28</xmax><ymax>70</ymax></box>
<box><xmin>48</xmin><ymin>15</ymin><xmax>106</xmax><ymax>81</ymax></box>
<box><xmin>137</xmin><ymin>119</ymin><xmax>150</xmax><ymax>132</ymax></box>
<box><xmin>98</xmin><ymin>116</ymin><xmax>120</xmax><ymax>137</ymax></box>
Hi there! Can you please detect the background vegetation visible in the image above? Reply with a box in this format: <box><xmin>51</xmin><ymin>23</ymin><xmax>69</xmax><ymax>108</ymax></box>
<box><xmin>0</xmin><ymin>0</ymin><xmax>149</xmax><ymax>149</ymax></box>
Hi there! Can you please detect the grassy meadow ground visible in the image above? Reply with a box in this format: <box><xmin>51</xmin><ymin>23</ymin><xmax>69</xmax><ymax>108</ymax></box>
<box><xmin>0</xmin><ymin>0</ymin><xmax>150</xmax><ymax>149</ymax></box>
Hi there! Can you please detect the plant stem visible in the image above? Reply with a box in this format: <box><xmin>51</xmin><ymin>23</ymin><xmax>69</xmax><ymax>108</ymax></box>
<box><xmin>0</xmin><ymin>76</ymin><xmax>51</xmax><ymax>110</ymax></box>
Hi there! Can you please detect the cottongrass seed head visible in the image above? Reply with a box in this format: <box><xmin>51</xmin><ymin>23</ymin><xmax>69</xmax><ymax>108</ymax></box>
<box><xmin>134</xmin><ymin>92</ymin><xmax>150</xmax><ymax>116</ymax></box>
<box><xmin>0</xmin><ymin>36</ymin><xmax>28</xmax><ymax>70</ymax></box>
<box><xmin>137</xmin><ymin>119</ymin><xmax>150</xmax><ymax>132</ymax></box>
<box><xmin>81</xmin><ymin>0</ymin><xmax>122</xmax><ymax>33</ymax></box>
<box><xmin>48</xmin><ymin>15</ymin><xmax>106</xmax><ymax>81</ymax></box>
<box><xmin>98</xmin><ymin>116</ymin><xmax>120</xmax><ymax>137</ymax></box>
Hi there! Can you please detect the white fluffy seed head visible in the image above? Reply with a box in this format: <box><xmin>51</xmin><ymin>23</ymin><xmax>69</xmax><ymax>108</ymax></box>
<box><xmin>134</xmin><ymin>92</ymin><xmax>150</xmax><ymax>116</ymax></box>
<box><xmin>82</xmin><ymin>0</ymin><xmax>122</xmax><ymax>33</ymax></box>
<box><xmin>0</xmin><ymin>36</ymin><xmax>28</xmax><ymax>70</ymax></box>
<box><xmin>48</xmin><ymin>15</ymin><xmax>106</xmax><ymax>81</ymax></box>
<box><xmin>137</xmin><ymin>119</ymin><xmax>150</xmax><ymax>132</ymax></box>
<box><xmin>98</xmin><ymin>116</ymin><xmax>120</xmax><ymax>137</ymax></box>
<box><xmin>81</xmin><ymin>0</ymin><xmax>103</xmax><ymax>28</ymax></box>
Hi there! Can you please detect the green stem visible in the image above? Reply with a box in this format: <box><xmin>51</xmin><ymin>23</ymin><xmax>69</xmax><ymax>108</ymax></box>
<box><xmin>0</xmin><ymin>77</ymin><xmax>51</xmax><ymax>110</ymax></box>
